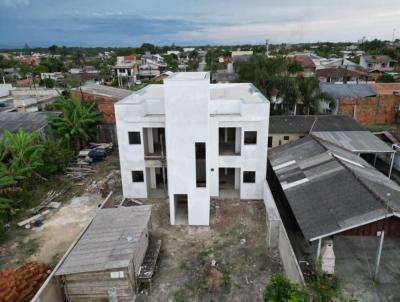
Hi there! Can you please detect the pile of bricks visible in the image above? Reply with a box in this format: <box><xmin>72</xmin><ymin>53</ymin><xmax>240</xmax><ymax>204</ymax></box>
<box><xmin>0</xmin><ymin>262</ymin><xmax>51</xmax><ymax>302</ymax></box>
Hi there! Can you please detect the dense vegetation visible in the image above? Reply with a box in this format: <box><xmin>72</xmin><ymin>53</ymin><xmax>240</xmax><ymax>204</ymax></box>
<box><xmin>235</xmin><ymin>55</ymin><xmax>335</xmax><ymax>115</ymax></box>
<box><xmin>0</xmin><ymin>97</ymin><xmax>100</xmax><ymax>241</ymax></box>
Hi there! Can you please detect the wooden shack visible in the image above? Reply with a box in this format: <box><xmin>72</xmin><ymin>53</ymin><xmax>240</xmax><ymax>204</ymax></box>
<box><xmin>55</xmin><ymin>205</ymin><xmax>152</xmax><ymax>302</ymax></box>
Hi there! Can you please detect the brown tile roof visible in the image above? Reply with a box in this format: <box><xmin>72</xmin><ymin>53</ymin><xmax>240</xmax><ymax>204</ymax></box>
<box><xmin>369</xmin><ymin>83</ymin><xmax>400</xmax><ymax>95</ymax></box>
<box><xmin>293</xmin><ymin>55</ymin><xmax>316</xmax><ymax>70</ymax></box>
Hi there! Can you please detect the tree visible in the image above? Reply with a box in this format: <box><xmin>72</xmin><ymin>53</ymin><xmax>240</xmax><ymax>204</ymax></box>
<box><xmin>377</xmin><ymin>73</ymin><xmax>395</xmax><ymax>83</ymax></box>
<box><xmin>296</xmin><ymin>76</ymin><xmax>335</xmax><ymax>114</ymax></box>
<box><xmin>38</xmin><ymin>138</ymin><xmax>73</xmax><ymax>176</ymax></box>
<box><xmin>164</xmin><ymin>54</ymin><xmax>179</xmax><ymax>71</ymax></box>
<box><xmin>264</xmin><ymin>274</ymin><xmax>307</xmax><ymax>302</ymax></box>
<box><xmin>48</xmin><ymin>44</ymin><xmax>58</xmax><ymax>55</ymax></box>
<box><xmin>50</xmin><ymin>98</ymin><xmax>101</xmax><ymax>152</ymax></box>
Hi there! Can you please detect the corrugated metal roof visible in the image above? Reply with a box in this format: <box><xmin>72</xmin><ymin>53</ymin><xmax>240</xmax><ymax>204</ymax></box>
<box><xmin>320</xmin><ymin>83</ymin><xmax>377</xmax><ymax>99</ymax></box>
<box><xmin>73</xmin><ymin>84</ymin><xmax>132</xmax><ymax>101</ymax></box>
<box><xmin>0</xmin><ymin>112</ymin><xmax>56</xmax><ymax>138</ymax></box>
<box><xmin>312</xmin><ymin>131</ymin><xmax>394</xmax><ymax>153</ymax></box>
<box><xmin>56</xmin><ymin>205</ymin><xmax>152</xmax><ymax>276</ymax></box>
<box><xmin>269</xmin><ymin>136</ymin><xmax>400</xmax><ymax>241</ymax></box>
<box><xmin>269</xmin><ymin>115</ymin><xmax>367</xmax><ymax>134</ymax></box>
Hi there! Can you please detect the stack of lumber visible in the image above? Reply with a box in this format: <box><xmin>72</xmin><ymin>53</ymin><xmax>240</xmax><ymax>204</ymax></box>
<box><xmin>0</xmin><ymin>262</ymin><xmax>51</xmax><ymax>302</ymax></box>
<box><xmin>66</xmin><ymin>163</ymin><xmax>95</xmax><ymax>180</ymax></box>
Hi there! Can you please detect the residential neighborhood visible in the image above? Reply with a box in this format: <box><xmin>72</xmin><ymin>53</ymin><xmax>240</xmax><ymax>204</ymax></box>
<box><xmin>0</xmin><ymin>1</ymin><xmax>400</xmax><ymax>302</ymax></box>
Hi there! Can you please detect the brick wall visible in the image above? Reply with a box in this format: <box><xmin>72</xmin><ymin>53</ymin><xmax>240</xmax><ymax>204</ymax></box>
<box><xmin>70</xmin><ymin>90</ymin><xmax>116</xmax><ymax>124</ymax></box>
<box><xmin>338</xmin><ymin>95</ymin><xmax>400</xmax><ymax>125</ymax></box>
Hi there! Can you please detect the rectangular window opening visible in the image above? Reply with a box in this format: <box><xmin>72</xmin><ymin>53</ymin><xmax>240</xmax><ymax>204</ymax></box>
<box><xmin>132</xmin><ymin>170</ymin><xmax>144</xmax><ymax>182</ymax></box>
<box><xmin>244</xmin><ymin>131</ymin><xmax>257</xmax><ymax>145</ymax></box>
<box><xmin>283</xmin><ymin>136</ymin><xmax>289</xmax><ymax>141</ymax></box>
<box><xmin>128</xmin><ymin>131</ymin><xmax>141</xmax><ymax>144</ymax></box>
<box><xmin>268</xmin><ymin>136</ymin><xmax>273</xmax><ymax>148</ymax></box>
<box><xmin>195</xmin><ymin>142</ymin><xmax>206</xmax><ymax>187</ymax></box>
<box><xmin>243</xmin><ymin>171</ymin><xmax>256</xmax><ymax>183</ymax></box>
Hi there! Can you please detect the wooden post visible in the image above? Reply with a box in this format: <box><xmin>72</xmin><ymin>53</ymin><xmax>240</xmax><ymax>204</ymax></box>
<box><xmin>316</xmin><ymin>238</ymin><xmax>322</xmax><ymax>261</ymax></box>
<box><xmin>374</xmin><ymin>230</ymin><xmax>385</xmax><ymax>282</ymax></box>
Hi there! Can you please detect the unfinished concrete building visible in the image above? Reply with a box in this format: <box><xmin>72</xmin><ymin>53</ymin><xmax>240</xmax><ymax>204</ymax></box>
<box><xmin>115</xmin><ymin>72</ymin><xmax>270</xmax><ymax>225</ymax></box>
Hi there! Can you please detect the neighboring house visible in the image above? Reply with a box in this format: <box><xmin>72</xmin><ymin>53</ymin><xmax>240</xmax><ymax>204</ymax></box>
<box><xmin>55</xmin><ymin>206</ymin><xmax>152</xmax><ymax>302</ymax></box>
<box><xmin>115</xmin><ymin>72</ymin><xmax>270</xmax><ymax>226</ymax></box>
<box><xmin>141</xmin><ymin>53</ymin><xmax>167</xmax><ymax>69</ymax></box>
<box><xmin>268</xmin><ymin>115</ymin><xmax>367</xmax><ymax>148</ymax></box>
<box><xmin>40</xmin><ymin>72</ymin><xmax>64</xmax><ymax>81</ymax></box>
<box><xmin>114</xmin><ymin>56</ymin><xmax>139</xmax><ymax>86</ymax></box>
<box><xmin>320</xmin><ymin>83</ymin><xmax>400</xmax><ymax>125</ymax></box>
<box><xmin>360</xmin><ymin>55</ymin><xmax>398</xmax><ymax>72</ymax></box>
<box><xmin>70</xmin><ymin>84</ymin><xmax>131</xmax><ymax>124</ymax></box>
<box><xmin>290</xmin><ymin>55</ymin><xmax>316</xmax><ymax>77</ymax></box>
<box><xmin>267</xmin><ymin>135</ymin><xmax>400</xmax><ymax>282</ymax></box>
<box><xmin>316</xmin><ymin>67</ymin><xmax>373</xmax><ymax>84</ymax></box>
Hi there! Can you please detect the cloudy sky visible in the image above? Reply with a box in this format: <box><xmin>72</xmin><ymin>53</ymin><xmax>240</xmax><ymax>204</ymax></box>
<box><xmin>0</xmin><ymin>0</ymin><xmax>399</xmax><ymax>47</ymax></box>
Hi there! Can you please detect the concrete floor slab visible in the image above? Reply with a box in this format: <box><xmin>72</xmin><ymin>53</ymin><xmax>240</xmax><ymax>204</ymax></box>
<box><xmin>334</xmin><ymin>236</ymin><xmax>400</xmax><ymax>302</ymax></box>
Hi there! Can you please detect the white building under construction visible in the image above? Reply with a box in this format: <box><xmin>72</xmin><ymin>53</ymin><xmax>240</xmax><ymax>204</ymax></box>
<box><xmin>115</xmin><ymin>72</ymin><xmax>270</xmax><ymax>225</ymax></box>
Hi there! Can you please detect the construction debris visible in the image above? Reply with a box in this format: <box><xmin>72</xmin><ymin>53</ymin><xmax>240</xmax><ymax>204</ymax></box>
<box><xmin>86</xmin><ymin>170</ymin><xmax>121</xmax><ymax>195</ymax></box>
<box><xmin>31</xmin><ymin>189</ymin><xmax>68</xmax><ymax>214</ymax></box>
<box><xmin>0</xmin><ymin>262</ymin><xmax>51</xmax><ymax>302</ymax></box>
<box><xmin>17</xmin><ymin>210</ymin><xmax>51</xmax><ymax>228</ymax></box>
<box><xmin>67</xmin><ymin>143</ymin><xmax>113</xmax><ymax>181</ymax></box>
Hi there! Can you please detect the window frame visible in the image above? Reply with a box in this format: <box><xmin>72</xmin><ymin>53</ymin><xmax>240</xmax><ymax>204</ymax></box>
<box><xmin>131</xmin><ymin>170</ymin><xmax>144</xmax><ymax>182</ymax></box>
<box><xmin>243</xmin><ymin>171</ymin><xmax>256</xmax><ymax>183</ymax></box>
<box><xmin>128</xmin><ymin>131</ymin><xmax>141</xmax><ymax>145</ymax></box>
<box><xmin>244</xmin><ymin>131</ymin><xmax>257</xmax><ymax>145</ymax></box>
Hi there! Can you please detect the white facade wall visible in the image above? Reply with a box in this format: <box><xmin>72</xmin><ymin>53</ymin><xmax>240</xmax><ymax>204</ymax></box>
<box><xmin>115</xmin><ymin>73</ymin><xmax>270</xmax><ymax>226</ymax></box>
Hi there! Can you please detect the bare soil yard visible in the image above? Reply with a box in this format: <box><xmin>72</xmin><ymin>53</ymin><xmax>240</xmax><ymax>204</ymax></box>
<box><xmin>136</xmin><ymin>198</ymin><xmax>282</xmax><ymax>302</ymax></box>
<box><xmin>0</xmin><ymin>152</ymin><xmax>121</xmax><ymax>269</ymax></box>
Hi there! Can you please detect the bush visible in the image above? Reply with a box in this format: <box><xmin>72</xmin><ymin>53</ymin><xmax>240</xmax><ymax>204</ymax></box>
<box><xmin>38</xmin><ymin>139</ymin><xmax>73</xmax><ymax>176</ymax></box>
<box><xmin>377</xmin><ymin>73</ymin><xmax>395</xmax><ymax>83</ymax></box>
<box><xmin>264</xmin><ymin>274</ymin><xmax>307</xmax><ymax>302</ymax></box>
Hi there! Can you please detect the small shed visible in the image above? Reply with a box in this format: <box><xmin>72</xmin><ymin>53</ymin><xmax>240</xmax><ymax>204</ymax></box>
<box><xmin>55</xmin><ymin>205</ymin><xmax>152</xmax><ymax>302</ymax></box>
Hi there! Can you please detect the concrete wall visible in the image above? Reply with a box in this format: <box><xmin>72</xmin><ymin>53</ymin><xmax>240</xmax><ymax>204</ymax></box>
<box><xmin>115</xmin><ymin>77</ymin><xmax>270</xmax><ymax>226</ymax></box>
<box><xmin>269</xmin><ymin>133</ymin><xmax>306</xmax><ymax>148</ymax></box>
<box><xmin>263</xmin><ymin>181</ymin><xmax>304</xmax><ymax>284</ymax></box>
<box><xmin>164</xmin><ymin>74</ymin><xmax>211</xmax><ymax>226</ymax></box>
<box><xmin>338</xmin><ymin>95</ymin><xmax>400</xmax><ymax>125</ymax></box>
<box><xmin>70</xmin><ymin>90</ymin><xmax>117</xmax><ymax>124</ymax></box>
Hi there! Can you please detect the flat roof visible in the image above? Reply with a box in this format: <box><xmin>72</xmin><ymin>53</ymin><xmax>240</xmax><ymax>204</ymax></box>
<box><xmin>166</xmin><ymin>72</ymin><xmax>209</xmax><ymax>81</ymax></box>
<box><xmin>117</xmin><ymin>82</ymin><xmax>268</xmax><ymax>105</ymax></box>
<box><xmin>269</xmin><ymin>137</ymin><xmax>400</xmax><ymax>241</ymax></box>
<box><xmin>56</xmin><ymin>205</ymin><xmax>152</xmax><ymax>275</ymax></box>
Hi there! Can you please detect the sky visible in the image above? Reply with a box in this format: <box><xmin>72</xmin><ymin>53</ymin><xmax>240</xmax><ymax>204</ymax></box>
<box><xmin>0</xmin><ymin>0</ymin><xmax>399</xmax><ymax>47</ymax></box>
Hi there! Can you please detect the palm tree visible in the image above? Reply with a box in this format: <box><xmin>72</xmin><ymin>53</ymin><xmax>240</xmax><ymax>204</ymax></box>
<box><xmin>51</xmin><ymin>98</ymin><xmax>101</xmax><ymax>152</ymax></box>
<box><xmin>296</xmin><ymin>77</ymin><xmax>335</xmax><ymax>115</ymax></box>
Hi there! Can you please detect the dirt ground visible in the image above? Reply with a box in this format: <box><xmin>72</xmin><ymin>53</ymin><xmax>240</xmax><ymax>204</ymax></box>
<box><xmin>136</xmin><ymin>198</ymin><xmax>283</xmax><ymax>302</ymax></box>
<box><xmin>0</xmin><ymin>152</ymin><xmax>121</xmax><ymax>269</ymax></box>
